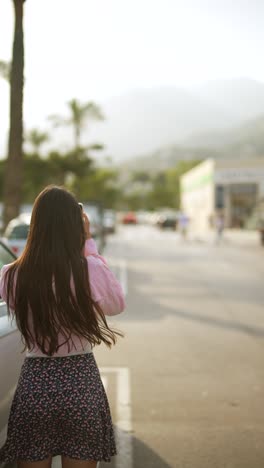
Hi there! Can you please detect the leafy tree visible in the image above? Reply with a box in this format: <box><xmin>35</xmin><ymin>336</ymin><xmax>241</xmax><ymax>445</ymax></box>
<box><xmin>21</xmin><ymin>149</ymin><xmax>94</xmax><ymax>202</ymax></box>
<box><xmin>3</xmin><ymin>0</ymin><xmax>26</xmax><ymax>228</ymax></box>
<box><xmin>146</xmin><ymin>171</ymin><xmax>173</xmax><ymax>209</ymax></box>
<box><xmin>26</xmin><ymin>128</ymin><xmax>49</xmax><ymax>155</ymax></box>
<box><xmin>22</xmin><ymin>154</ymin><xmax>50</xmax><ymax>202</ymax></box>
<box><xmin>121</xmin><ymin>191</ymin><xmax>147</xmax><ymax>211</ymax></box>
<box><xmin>46</xmin><ymin>148</ymin><xmax>93</xmax><ymax>189</ymax></box>
<box><xmin>120</xmin><ymin>160</ymin><xmax>201</xmax><ymax>211</ymax></box>
<box><xmin>77</xmin><ymin>167</ymin><xmax>121</xmax><ymax>208</ymax></box>
<box><xmin>131</xmin><ymin>170</ymin><xmax>152</xmax><ymax>183</ymax></box>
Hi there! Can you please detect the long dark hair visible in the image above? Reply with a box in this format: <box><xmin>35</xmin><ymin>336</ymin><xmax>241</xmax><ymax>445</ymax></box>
<box><xmin>5</xmin><ymin>186</ymin><xmax>122</xmax><ymax>356</ymax></box>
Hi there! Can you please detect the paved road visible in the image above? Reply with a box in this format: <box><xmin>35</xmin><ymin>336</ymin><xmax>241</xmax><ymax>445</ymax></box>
<box><xmin>95</xmin><ymin>225</ymin><xmax>264</xmax><ymax>468</ymax></box>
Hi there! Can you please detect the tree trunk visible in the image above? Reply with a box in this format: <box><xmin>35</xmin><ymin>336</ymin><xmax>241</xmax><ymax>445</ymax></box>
<box><xmin>3</xmin><ymin>0</ymin><xmax>25</xmax><ymax>229</ymax></box>
<box><xmin>74</xmin><ymin>125</ymin><xmax>80</xmax><ymax>150</ymax></box>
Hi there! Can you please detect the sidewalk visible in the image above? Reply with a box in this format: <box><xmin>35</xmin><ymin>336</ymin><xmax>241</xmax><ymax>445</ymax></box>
<box><xmin>190</xmin><ymin>229</ymin><xmax>262</xmax><ymax>249</ymax></box>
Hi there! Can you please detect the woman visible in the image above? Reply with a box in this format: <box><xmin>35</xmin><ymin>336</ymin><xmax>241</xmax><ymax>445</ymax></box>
<box><xmin>0</xmin><ymin>186</ymin><xmax>125</xmax><ymax>468</ymax></box>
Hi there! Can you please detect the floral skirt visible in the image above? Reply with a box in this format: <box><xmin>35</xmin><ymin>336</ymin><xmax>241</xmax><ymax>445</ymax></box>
<box><xmin>0</xmin><ymin>353</ymin><xmax>116</xmax><ymax>463</ymax></box>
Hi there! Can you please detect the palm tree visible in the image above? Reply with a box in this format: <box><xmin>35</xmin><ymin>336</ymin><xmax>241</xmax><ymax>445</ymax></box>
<box><xmin>26</xmin><ymin>128</ymin><xmax>49</xmax><ymax>155</ymax></box>
<box><xmin>49</xmin><ymin>98</ymin><xmax>104</xmax><ymax>151</ymax></box>
<box><xmin>3</xmin><ymin>0</ymin><xmax>26</xmax><ymax>229</ymax></box>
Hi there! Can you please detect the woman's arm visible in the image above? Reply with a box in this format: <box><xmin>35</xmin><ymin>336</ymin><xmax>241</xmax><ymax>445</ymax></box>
<box><xmin>82</xmin><ymin>210</ymin><xmax>125</xmax><ymax>315</ymax></box>
<box><xmin>85</xmin><ymin>238</ymin><xmax>126</xmax><ymax>316</ymax></box>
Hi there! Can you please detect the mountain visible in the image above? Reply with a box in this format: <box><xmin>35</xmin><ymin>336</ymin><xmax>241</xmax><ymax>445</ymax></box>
<box><xmin>88</xmin><ymin>87</ymin><xmax>234</xmax><ymax>161</ymax></box>
<box><xmin>192</xmin><ymin>78</ymin><xmax>264</xmax><ymax>122</ymax></box>
<box><xmin>118</xmin><ymin>114</ymin><xmax>264</xmax><ymax>173</ymax></box>
<box><xmin>182</xmin><ymin>114</ymin><xmax>264</xmax><ymax>158</ymax></box>
<box><xmin>118</xmin><ymin>145</ymin><xmax>218</xmax><ymax>173</ymax></box>
<box><xmin>88</xmin><ymin>79</ymin><xmax>264</xmax><ymax>161</ymax></box>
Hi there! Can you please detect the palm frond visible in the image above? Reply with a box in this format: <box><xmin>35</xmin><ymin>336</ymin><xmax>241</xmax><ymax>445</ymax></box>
<box><xmin>47</xmin><ymin>114</ymin><xmax>70</xmax><ymax>128</ymax></box>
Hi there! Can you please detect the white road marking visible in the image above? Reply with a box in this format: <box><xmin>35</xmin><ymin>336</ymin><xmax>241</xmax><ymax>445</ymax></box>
<box><xmin>100</xmin><ymin>367</ymin><xmax>132</xmax><ymax>468</ymax></box>
<box><xmin>101</xmin><ymin>375</ymin><xmax>108</xmax><ymax>392</ymax></box>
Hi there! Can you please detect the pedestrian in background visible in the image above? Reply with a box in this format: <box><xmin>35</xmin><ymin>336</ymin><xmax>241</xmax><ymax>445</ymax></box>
<box><xmin>178</xmin><ymin>212</ymin><xmax>190</xmax><ymax>240</ymax></box>
<box><xmin>215</xmin><ymin>212</ymin><xmax>225</xmax><ymax>243</ymax></box>
<box><xmin>0</xmin><ymin>186</ymin><xmax>125</xmax><ymax>468</ymax></box>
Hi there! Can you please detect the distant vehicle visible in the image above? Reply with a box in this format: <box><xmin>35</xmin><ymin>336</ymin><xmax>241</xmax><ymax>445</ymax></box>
<box><xmin>135</xmin><ymin>210</ymin><xmax>151</xmax><ymax>225</ymax></box>
<box><xmin>122</xmin><ymin>212</ymin><xmax>138</xmax><ymax>224</ymax></box>
<box><xmin>2</xmin><ymin>213</ymin><xmax>31</xmax><ymax>256</ymax></box>
<box><xmin>103</xmin><ymin>210</ymin><xmax>116</xmax><ymax>234</ymax></box>
<box><xmin>156</xmin><ymin>211</ymin><xmax>179</xmax><ymax>229</ymax></box>
<box><xmin>0</xmin><ymin>240</ymin><xmax>17</xmax><ymax>317</ymax></box>
<box><xmin>2</xmin><ymin>203</ymin><xmax>106</xmax><ymax>256</ymax></box>
<box><xmin>82</xmin><ymin>202</ymin><xmax>105</xmax><ymax>252</ymax></box>
<box><xmin>147</xmin><ymin>212</ymin><xmax>160</xmax><ymax>226</ymax></box>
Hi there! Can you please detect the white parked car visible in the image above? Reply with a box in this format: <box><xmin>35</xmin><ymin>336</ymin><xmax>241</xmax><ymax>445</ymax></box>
<box><xmin>2</xmin><ymin>213</ymin><xmax>31</xmax><ymax>256</ymax></box>
<box><xmin>0</xmin><ymin>240</ymin><xmax>17</xmax><ymax>317</ymax></box>
<box><xmin>0</xmin><ymin>241</ymin><xmax>24</xmax><ymax>448</ymax></box>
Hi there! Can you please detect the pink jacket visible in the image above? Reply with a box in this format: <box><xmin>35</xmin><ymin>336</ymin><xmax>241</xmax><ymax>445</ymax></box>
<box><xmin>0</xmin><ymin>238</ymin><xmax>126</xmax><ymax>357</ymax></box>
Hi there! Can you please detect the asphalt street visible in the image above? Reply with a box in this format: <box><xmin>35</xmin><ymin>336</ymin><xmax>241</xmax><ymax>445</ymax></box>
<box><xmin>96</xmin><ymin>224</ymin><xmax>264</xmax><ymax>468</ymax></box>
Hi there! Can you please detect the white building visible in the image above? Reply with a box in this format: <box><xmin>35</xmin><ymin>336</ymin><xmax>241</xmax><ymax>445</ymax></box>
<box><xmin>180</xmin><ymin>158</ymin><xmax>264</xmax><ymax>231</ymax></box>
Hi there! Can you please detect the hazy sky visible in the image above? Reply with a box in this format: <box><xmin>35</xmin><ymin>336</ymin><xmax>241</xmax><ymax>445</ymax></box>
<box><xmin>1</xmin><ymin>0</ymin><xmax>264</xmax><ymax>154</ymax></box>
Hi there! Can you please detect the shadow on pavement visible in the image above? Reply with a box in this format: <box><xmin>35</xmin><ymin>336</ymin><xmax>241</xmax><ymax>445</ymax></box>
<box><xmin>100</xmin><ymin>426</ymin><xmax>172</xmax><ymax>468</ymax></box>
<box><xmin>1</xmin><ymin>430</ymin><xmax>172</xmax><ymax>468</ymax></box>
<box><xmin>117</xmin><ymin>264</ymin><xmax>264</xmax><ymax>340</ymax></box>
<box><xmin>2</xmin><ymin>438</ymin><xmax>172</xmax><ymax>468</ymax></box>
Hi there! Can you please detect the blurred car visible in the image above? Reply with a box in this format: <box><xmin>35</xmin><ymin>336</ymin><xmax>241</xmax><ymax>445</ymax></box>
<box><xmin>82</xmin><ymin>203</ymin><xmax>105</xmax><ymax>252</ymax></box>
<box><xmin>146</xmin><ymin>212</ymin><xmax>160</xmax><ymax>226</ymax></box>
<box><xmin>103</xmin><ymin>209</ymin><xmax>116</xmax><ymax>234</ymax></box>
<box><xmin>2</xmin><ymin>213</ymin><xmax>31</xmax><ymax>256</ymax></box>
<box><xmin>156</xmin><ymin>211</ymin><xmax>179</xmax><ymax>229</ymax></box>
<box><xmin>122</xmin><ymin>211</ymin><xmax>138</xmax><ymax>224</ymax></box>
<box><xmin>0</xmin><ymin>241</ymin><xmax>23</xmax><ymax>449</ymax></box>
<box><xmin>2</xmin><ymin>203</ymin><xmax>106</xmax><ymax>256</ymax></box>
<box><xmin>0</xmin><ymin>240</ymin><xmax>17</xmax><ymax>317</ymax></box>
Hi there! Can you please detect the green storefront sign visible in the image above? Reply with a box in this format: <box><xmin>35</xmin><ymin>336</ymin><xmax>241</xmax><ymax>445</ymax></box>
<box><xmin>182</xmin><ymin>172</ymin><xmax>213</xmax><ymax>193</ymax></box>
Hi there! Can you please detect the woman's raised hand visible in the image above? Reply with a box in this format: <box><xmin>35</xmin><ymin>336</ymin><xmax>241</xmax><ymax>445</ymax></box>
<box><xmin>82</xmin><ymin>212</ymin><xmax>92</xmax><ymax>239</ymax></box>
